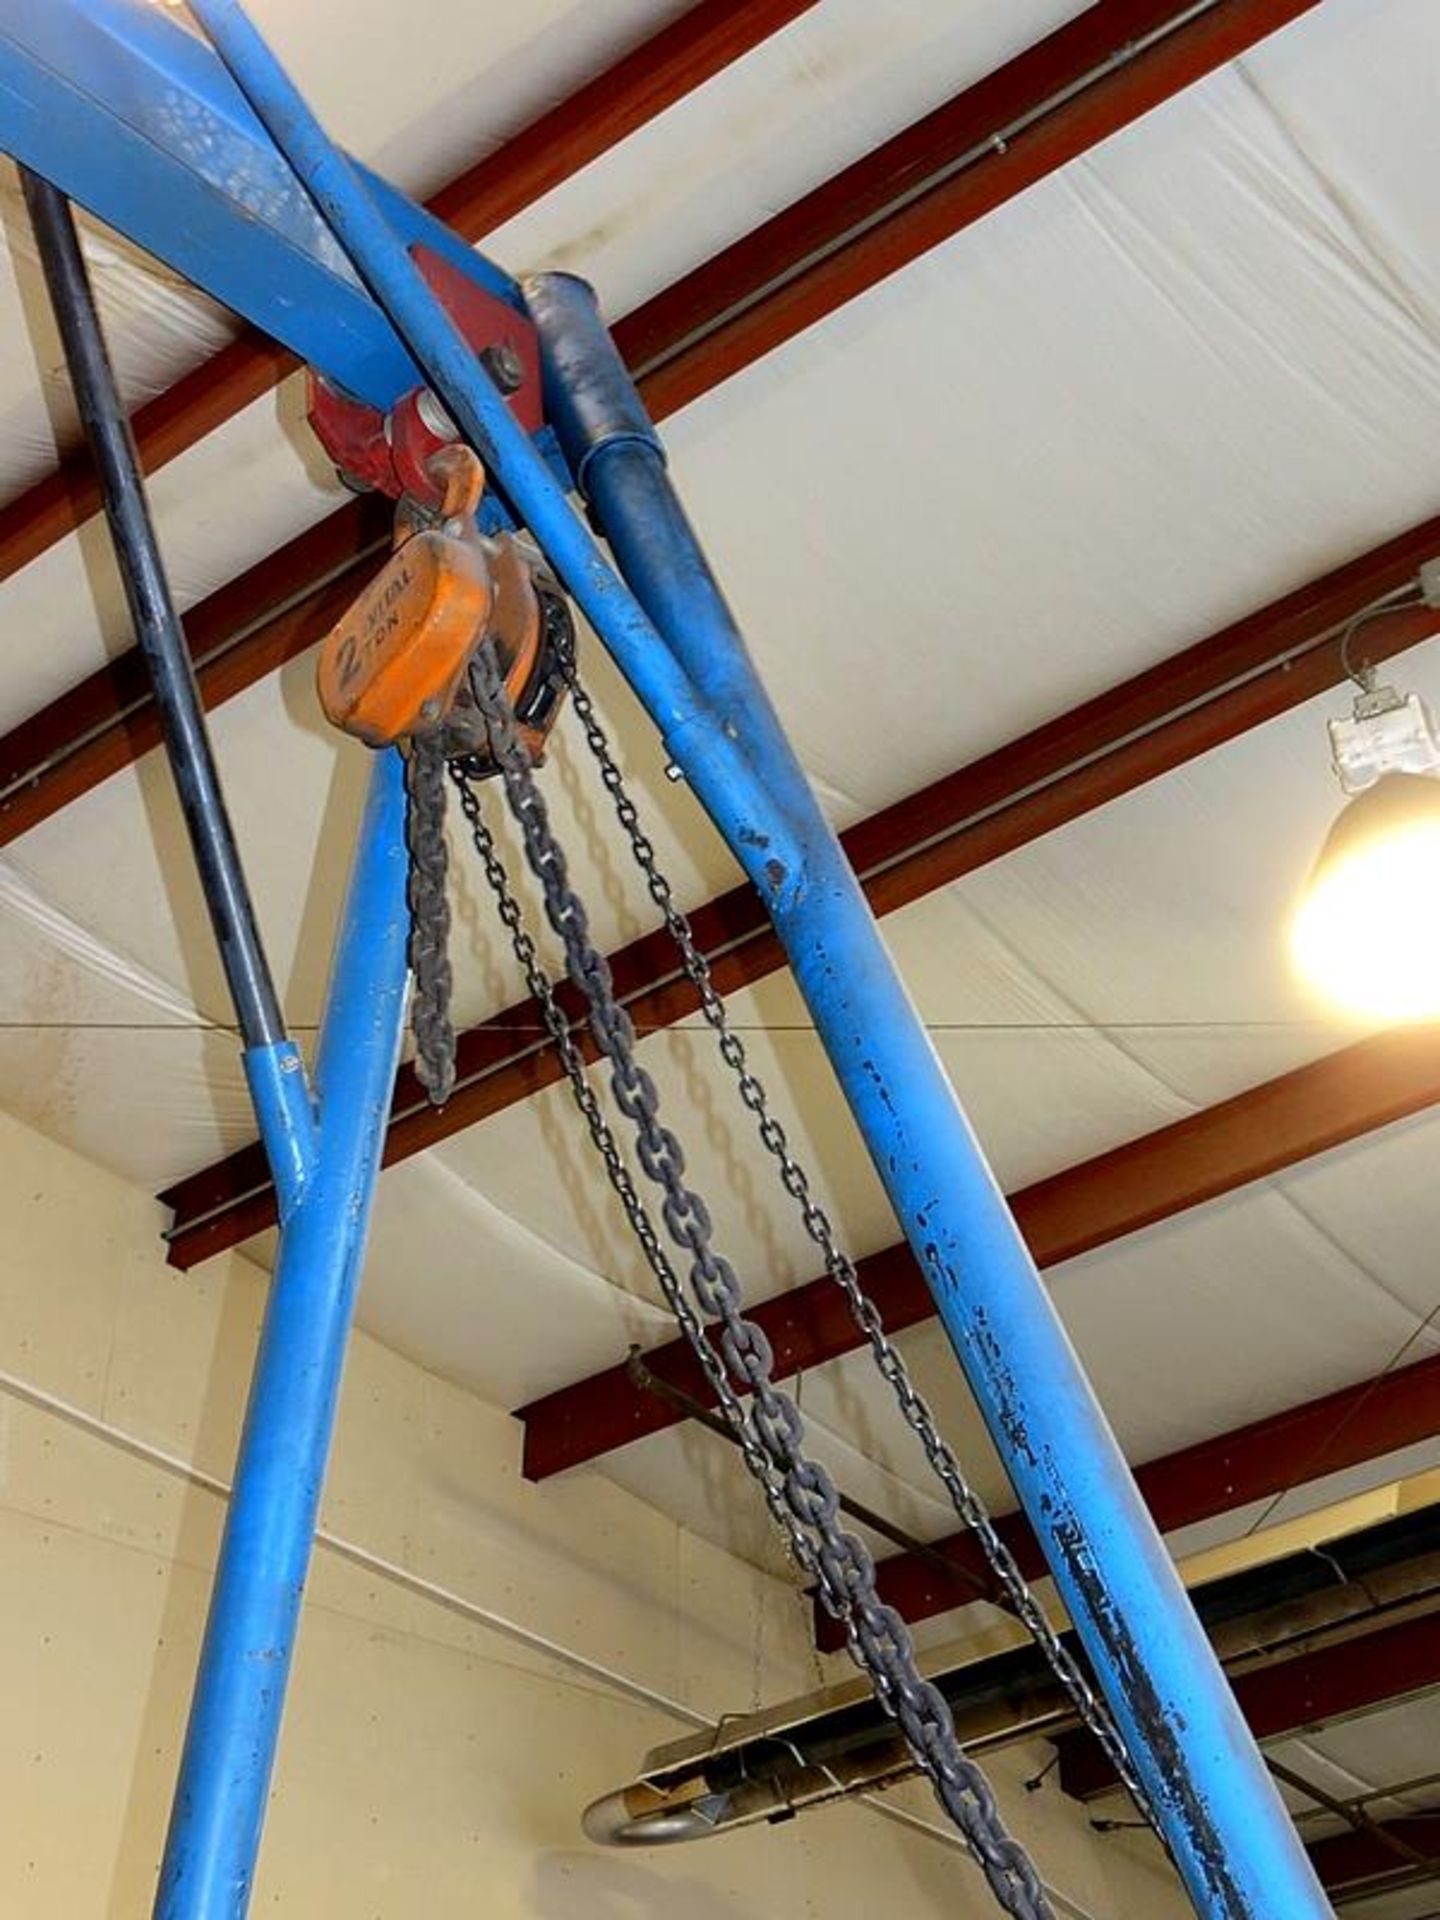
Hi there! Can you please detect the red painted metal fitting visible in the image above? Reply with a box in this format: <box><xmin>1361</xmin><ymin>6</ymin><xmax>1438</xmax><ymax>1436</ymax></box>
<box><xmin>306</xmin><ymin>242</ymin><xmax>543</xmax><ymax>507</ymax></box>
<box><xmin>386</xmin><ymin>387</ymin><xmax>457</xmax><ymax>504</ymax></box>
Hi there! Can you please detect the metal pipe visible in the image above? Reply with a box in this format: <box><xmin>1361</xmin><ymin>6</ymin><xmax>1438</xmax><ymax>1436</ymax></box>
<box><xmin>521</xmin><ymin>270</ymin><xmax>1331</xmax><ymax>1920</ymax></box>
<box><xmin>153</xmin><ymin>750</ymin><xmax>410</xmax><ymax>1920</ymax></box>
<box><xmin>20</xmin><ymin>167</ymin><xmax>285</xmax><ymax>1054</ymax></box>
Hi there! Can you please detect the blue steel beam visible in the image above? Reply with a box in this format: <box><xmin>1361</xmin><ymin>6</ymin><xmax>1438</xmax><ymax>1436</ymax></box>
<box><xmin>523</xmin><ymin>275</ymin><xmax>1331</xmax><ymax>1920</ymax></box>
<box><xmin>155</xmin><ymin>751</ymin><xmax>409</xmax><ymax>1917</ymax></box>
<box><xmin>0</xmin><ymin>0</ymin><xmax>519</xmax><ymax>408</ymax></box>
<box><xmin>177</xmin><ymin>3</ymin><xmax>1329</xmax><ymax>1913</ymax></box>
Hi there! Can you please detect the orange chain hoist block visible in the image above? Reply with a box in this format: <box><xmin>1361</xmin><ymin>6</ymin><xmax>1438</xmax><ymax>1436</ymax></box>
<box><xmin>317</xmin><ymin>445</ymin><xmax>561</xmax><ymax>762</ymax></box>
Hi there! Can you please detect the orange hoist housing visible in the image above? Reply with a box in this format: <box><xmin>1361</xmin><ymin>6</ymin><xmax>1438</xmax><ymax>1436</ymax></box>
<box><xmin>316</xmin><ymin>445</ymin><xmax>569</xmax><ymax>766</ymax></box>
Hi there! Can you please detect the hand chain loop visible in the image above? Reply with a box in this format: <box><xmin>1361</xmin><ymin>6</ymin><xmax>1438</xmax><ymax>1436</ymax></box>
<box><xmin>403</xmin><ymin>734</ymin><xmax>456</xmax><ymax>1105</ymax></box>
<box><xmin>558</xmin><ymin>661</ymin><xmax>1156</xmax><ymax>1827</ymax></box>
<box><xmin>450</xmin><ymin>640</ymin><xmax>1056</xmax><ymax>1919</ymax></box>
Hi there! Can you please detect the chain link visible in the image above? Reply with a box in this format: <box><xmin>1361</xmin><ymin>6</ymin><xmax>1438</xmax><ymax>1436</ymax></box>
<box><xmin>561</xmin><ymin>668</ymin><xmax>1156</xmax><ymax>1823</ymax></box>
<box><xmin>452</xmin><ymin>641</ymin><xmax>1054</xmax><ymax>1920</ymax></box>
<box><xmin>403</xmin><ymin>733</ymin><xmax>457</xmax><ymax>1106</ymax></box>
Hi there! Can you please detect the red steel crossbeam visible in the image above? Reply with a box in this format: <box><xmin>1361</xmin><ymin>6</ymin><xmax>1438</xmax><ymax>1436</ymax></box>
<box><xmin>0</xmin><ymin>0</ymin><xmax>1319</xmax><ymax>846</ymax></box>
<box><xmin>0</xmin><ymin>0</ymin><xmax>817</xmax><ymax>586</ymax></box>
<box><xmin>847</xmin><ymin>1350</ymin><xmax>1440</xmax><ymax>1643</ymax></box>
<box><xmin>153</xmin><ymin>516</ymin><xmax>1440</xmax><ymax>1266</ymax></box>
<box><xmin>519</xmin><ymin>1028</ymin><xmax>1440</xmax><ymax>1483</ymax></box>
<box><xmin>1310</xmin><ymin>1814</ymin><xmax>1440</xmax><ymax>1898</ymax></box>
<box><xmin>1057</xmin><ymin>1610</ymin><xmax>1440</xmax><ymax>1801</ymax></box>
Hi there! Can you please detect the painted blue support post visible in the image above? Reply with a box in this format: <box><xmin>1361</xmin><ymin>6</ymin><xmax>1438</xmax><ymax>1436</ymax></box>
<box><xmin>520</xmin><ymin>276</ymin><xmax>1332</xmax><ymax>1920</ymax></box>
<box><xmin>143</xmin><ymin>5</ymin><xmax>1323</xmax><ymax>1911</ymax></box>
<box><xmin>154</xmin><ymin>750</ymin><xmax>409</xmax><ymax>1919</ymax></box>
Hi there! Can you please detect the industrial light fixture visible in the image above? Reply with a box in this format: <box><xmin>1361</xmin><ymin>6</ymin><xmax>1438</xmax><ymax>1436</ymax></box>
<box><xmin>1291</xmin><ymin>565</ymin><xmax>1440</xmax><ymax>1021</ymax></box>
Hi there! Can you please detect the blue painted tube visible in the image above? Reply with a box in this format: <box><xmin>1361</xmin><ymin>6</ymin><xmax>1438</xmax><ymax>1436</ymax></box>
<box><xmin>522</xmin><ymin>275</ymin><xmax>1330</xmax><ymax>1919</ymax></box>
<box><xmin>154</xmin><ymin>750</ymin><xmax>409</xmax><ymax>1920</ymax></box>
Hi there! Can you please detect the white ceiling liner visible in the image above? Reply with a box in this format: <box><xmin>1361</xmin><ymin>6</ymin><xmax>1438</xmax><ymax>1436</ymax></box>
<box><xmin>2</xmin><ymin>0</ymin><xmax>1439</xmax><ymax>1764</ymax></box>
<box><xmin>484</xmin><ymin>0</ymin><xmax>1087</xmax><ymax>316</ymax></box>
<box><xmin>657</xmin><ymin>27</ymin><xmax>1440</xmax><ymax>818</ymax></box>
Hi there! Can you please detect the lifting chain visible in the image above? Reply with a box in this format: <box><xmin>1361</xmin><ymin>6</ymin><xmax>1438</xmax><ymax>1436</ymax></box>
<box><xmin>450</xmin><ymin>638</ymin><xmax>1057</xmax><ymax>1920</ymax></box>
<box><xmin>559</xmin><ymin>669</ymin><xmax>1157</xmax><ymax>1828</ymax></box>
<box><xmin>314</xmin><ymin>442</ymin><xmax>573</xmax><ymax>1109</ymax></box>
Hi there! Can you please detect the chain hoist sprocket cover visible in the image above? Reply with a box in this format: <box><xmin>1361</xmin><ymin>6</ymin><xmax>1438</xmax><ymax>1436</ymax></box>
<box><xmin>317</xmin><ymin>526</ymin><xmax>494</xmax><ymax>749</ymax></box>
<box><xmin>315</xmin><ymin>446</ymin><xmax>573</xmax><ymax>769</ymax></box>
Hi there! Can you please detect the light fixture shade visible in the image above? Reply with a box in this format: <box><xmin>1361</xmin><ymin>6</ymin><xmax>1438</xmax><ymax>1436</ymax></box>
<box><xmin>1291</xmin><ymin>772</ymin><xmax>1440</xmax><ymax>1022</ymax></box>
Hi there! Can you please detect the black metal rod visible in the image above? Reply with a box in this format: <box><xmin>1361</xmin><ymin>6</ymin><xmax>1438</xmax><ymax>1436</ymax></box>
<box><xmin>21</xmin><ymin>169</ymin><xmax>285</xmax><ymax>1050</ymax></box>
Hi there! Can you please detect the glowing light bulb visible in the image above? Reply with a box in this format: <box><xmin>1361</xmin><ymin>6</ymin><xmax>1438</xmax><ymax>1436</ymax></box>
<box><xmin>1291</xmin><ymin>774</ymin><xmax>1440</xmax><ymax>1022</ymax></box>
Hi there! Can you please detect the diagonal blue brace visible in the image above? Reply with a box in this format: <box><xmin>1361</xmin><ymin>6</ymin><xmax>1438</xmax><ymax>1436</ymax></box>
<box><xmin>523</xmin><ymin>276</ymin><xmax>1333</xmax><ymax>1920</ymax></box>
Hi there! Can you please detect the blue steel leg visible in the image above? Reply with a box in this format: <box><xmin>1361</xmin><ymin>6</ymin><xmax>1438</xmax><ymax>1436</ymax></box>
<box><xmin>155</xmin><ymin>750</ymin><xmax>410</xmax><ymax>1920</ymax></box>
<box><xmin>165</xmin><ymin>9</ymin><xmax>1320</xmax><ymax>1911</ymax></box>
<box><xmin>23</xmin><ymin>142</ymin><xmax>410</xmax><ymax>1917</ymax></box>
<box><xmin>520</xmin><ymin>278</ymin><xmax>1329</xmax><ymax>1920</ymax></box>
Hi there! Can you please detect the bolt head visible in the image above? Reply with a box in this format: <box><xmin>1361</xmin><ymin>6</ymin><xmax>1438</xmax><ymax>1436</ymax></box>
<box><xmin>482</xmin><ymin>343</ymin><xmax>525</xmax><ymax>395</ymax></box>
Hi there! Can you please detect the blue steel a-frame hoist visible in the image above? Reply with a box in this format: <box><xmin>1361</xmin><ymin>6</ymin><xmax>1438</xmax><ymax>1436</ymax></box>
<box><xmin>0</xmin><ymin>4</ymin><xmax>1330</xmax><ymax>1917</ymax></box>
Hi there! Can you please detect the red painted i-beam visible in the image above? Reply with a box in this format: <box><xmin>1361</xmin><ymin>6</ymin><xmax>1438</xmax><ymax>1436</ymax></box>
<box><xmin>619</xmin><ymin>0</ymin><xmax>1323</xmax><ymax>416</ymax></box>
<box><xmin>517</xmin><ymin>1031</ymin><xmax>1440</xmax><ymax>1482</ymax></box>
<box><xmin>151</xmin><ymin>517</ymin><xmax>1440</xmax><ymax>1265</ymax></box>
